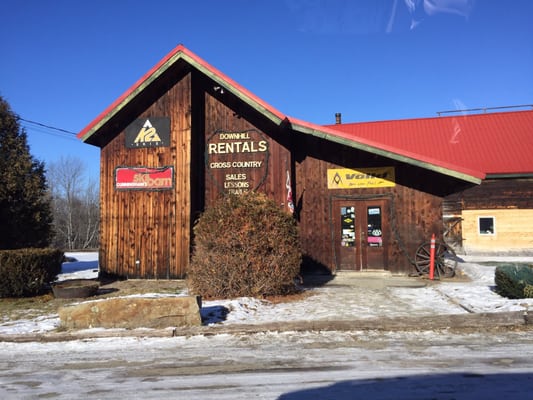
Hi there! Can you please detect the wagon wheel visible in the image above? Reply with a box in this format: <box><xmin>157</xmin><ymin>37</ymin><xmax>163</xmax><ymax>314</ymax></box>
<box><xmin>414</xmin><ymin>241</ymin><xmax>457</xmax><ymax>278</ymax></box>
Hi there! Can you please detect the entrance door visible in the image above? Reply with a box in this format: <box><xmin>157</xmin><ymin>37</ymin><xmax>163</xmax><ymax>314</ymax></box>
<box><xmin>334</xmin><ymin>198</ymin><xmax>389</xmax><ymax>271</ymax></box>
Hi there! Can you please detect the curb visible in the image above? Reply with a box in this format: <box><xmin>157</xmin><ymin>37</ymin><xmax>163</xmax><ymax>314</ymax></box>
<box><xmin>0</xmin><ymin>310</ymin><xmax>529</xmax><ymax>343</ymax></box>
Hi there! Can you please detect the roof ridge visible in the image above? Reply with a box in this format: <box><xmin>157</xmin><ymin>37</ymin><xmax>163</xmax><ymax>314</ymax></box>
<box><xmin>324</xmin><ymin>108</ymin><xmax>533</xmax><ymax>128</ymax></box>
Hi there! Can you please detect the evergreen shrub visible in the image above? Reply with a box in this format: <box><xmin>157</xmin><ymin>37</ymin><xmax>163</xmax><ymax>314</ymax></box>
<box><xmin>494</xmin><ymin>263</ymin><xmax>533</xmax><ymax>299</ymax></box>
<box><xmin>0</xmin><ymin>95</ymin><xmax>54</xmax><ymax>250</ymax></box>
<box><xmin>0</xmin><ymin>248</ymin><xmax>63</xmax><ymax>297</ymax></box>
<box><xmin>188</xmin><ymin>192</ymin><xmax>302</xmax><ymax>299</ymax></box>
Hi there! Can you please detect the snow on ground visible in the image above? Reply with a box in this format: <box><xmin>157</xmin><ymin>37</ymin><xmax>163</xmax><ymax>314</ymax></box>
<box><xmin>1</xmin><ymin>252</ymin><xmax>532</xmax><ymax>336</ymax></box>
<box><xmin>3</xmin><ymin>253</ymin><xmax>533</xmax><ymax>400</ymax></box>
<box><xmin>443</xmin><ymin>258</ymin><xmax>533</xmax><ymax>312</ymax></box>
<box><xmin>59</xmin><ymin>251</ymin><xmax>101</xmax><ymax>280</ymax></box>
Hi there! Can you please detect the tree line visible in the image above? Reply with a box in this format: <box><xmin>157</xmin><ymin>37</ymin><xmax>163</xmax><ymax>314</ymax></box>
<box><xmin>0</xmin><ymin>95</ymin><xmax>99</xmax><ymax>251</ymax></box>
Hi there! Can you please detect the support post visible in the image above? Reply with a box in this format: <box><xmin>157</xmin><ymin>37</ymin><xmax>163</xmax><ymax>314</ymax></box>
<box><xmin>429</xmin><ymin>233</ymin><xmax>436</xmax><ymax>280</ymax></box>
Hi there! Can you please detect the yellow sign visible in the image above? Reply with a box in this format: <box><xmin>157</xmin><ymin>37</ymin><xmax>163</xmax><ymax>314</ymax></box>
<box><xmin>327</xmin><ymin>167</ymin><xmax>395</xmax><ymax>189</ymax></box>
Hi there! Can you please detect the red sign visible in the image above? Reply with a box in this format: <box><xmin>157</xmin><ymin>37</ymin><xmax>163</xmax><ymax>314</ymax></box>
<box><xmin>115</xmin><ymin>167</ymin><xmax>174</xmax><ymax>190</ymax></box>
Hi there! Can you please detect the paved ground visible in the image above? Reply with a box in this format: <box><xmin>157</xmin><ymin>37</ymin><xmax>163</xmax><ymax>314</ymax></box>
<box><xmin>1</xmin><ymin>260</ymin><xmax>532</xmax><ymax>399</ymax></box>
<box><xmin>1</xmin><ymin>321</ymin><xmax>532</xmax><ymax>399</ymax></box>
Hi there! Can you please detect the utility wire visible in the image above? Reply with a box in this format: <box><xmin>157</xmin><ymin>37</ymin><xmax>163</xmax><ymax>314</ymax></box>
<box><xmin>23</xmin><ymin>124</ymin><xmax>80</xmax><ymax>142</ymax></box>
<box><xmin>17</xmin><ymin>117</ymin><xmax>78</xmax><ymax>136</ymax></box>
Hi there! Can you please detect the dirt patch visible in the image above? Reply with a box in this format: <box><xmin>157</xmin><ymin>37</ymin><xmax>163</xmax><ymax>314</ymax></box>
<box><xmin>1</xmin><ymin>279</ymin><xmax>309</xmax><ymax>323</ymax></box>
<box><xmin>264</xmin><ymin>290</ymin><xmax>312</xmax><ymax>304</ymax></box>
<box><xmin>97</xmin><ymin>278</ymin><xmax>187</xmax><ymax>297</ymax></box>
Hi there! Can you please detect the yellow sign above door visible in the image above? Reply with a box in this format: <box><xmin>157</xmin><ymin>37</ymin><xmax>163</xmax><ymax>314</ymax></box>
<box><xmin>327</xmin><ymin>167</ymin><xmax>395</xmax><ymax>189</ymax></box>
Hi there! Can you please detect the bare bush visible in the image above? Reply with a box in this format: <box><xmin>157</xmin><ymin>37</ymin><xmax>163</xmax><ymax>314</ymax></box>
<box><xmin>188</xmin><ymin>192</ymin><xmax>301</xmax><ymax>299</ymax></box>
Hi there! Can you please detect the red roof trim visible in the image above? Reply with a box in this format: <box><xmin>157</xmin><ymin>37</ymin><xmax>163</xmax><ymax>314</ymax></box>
<box><xmin>78</xmin><ymin>44</ymin><xmax>285</xmax><ymax>140</ymax></box>
<box><xmin>177</xmin><ymin>46</ymin><xmax>286</xmax><ymax>122</ymax></box>
<box><xmin>289</xmin><ymin>116</ymin><xmax>485</xmax><ymax>181</ymax></box>
<box><xmin>78</xmin><ymin>44</ymin><xmax>183</xmax><ymax>139</ymax></box>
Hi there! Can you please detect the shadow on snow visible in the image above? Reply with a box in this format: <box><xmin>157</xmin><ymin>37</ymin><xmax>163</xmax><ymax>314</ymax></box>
<box><xmin>277</xmin><ymin>372</ymin><xmax>533</xmax><ymax>399</ymax></box>
<box><xmin>61</xmin><ymin>260</ymin><xmax>99</xmax><ymax>274</ymax></box>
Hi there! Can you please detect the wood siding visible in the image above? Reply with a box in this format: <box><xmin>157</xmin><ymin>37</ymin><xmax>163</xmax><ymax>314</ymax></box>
<box><xmin>95</xmin><ymin>66</ymin><xmax>477</xmax><ymax>278</ymax></box>
<box><xmin>445</xmin><ymin>178</ymin><xmax>533</xmax><ymax>254</ymax></box>
<box><xmin>462</xmin><ymin>209</ymin><xmax>533</xmax><ymax>253</ymax></box>
<box><xmin>99</xmin><ymin>74</ymin><xmax>192</xmax><ymax>278</ymax></box>
<box><xmin>202</xmin><ymin>89</ymin><xmax>291</xmax><ymax>209</ymax></box>
<box><xmin>446</xmin><ymin>178</ymin><xmax>533</xmax><ymax>210</ymax></box>
<box><xmin>294</xmin><ymin>135</ymin><xmax>444</xmax><ymax>274</ymax></box>
<box><xmin>99</xmin><ymin>71</ymin><xmax>293</xmax><ymax>278</ymax></box>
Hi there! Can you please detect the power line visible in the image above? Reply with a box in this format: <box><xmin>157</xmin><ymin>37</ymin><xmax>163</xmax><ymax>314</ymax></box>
<box><xmin>17</xmin><ymin>117</ymin><xmax>78</xmax><ymax>136</ymax></box>
<box><xmin>22</xmin><ymin>123</ymin><xmax>80</xmax><ymax>142</ymax></box>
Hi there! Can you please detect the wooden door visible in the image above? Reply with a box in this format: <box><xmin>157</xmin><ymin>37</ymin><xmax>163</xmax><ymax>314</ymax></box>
<box><xmin>333</xmin><ymin>198</ymin><xmax>389</xmax><ymax>271</ymax></box>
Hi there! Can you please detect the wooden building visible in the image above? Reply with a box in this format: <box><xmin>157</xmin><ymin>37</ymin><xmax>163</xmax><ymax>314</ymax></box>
<box><xmin>329</xmin><ymin>110</ymin><xmax>533</xmax><ymax>256</ymax></box>
<box><xmin>445</xmin><ymin>179</ymin><xmax>533</xmax><ymax>254</ymax></box>
<box><xmin>78</xmin><ymin>45</ymin><xmax>484</xmax><ymax>278</ymax></box>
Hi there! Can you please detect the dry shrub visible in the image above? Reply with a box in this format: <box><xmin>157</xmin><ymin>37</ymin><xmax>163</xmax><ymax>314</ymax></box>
<box><xmin>188</xmin><ymin>192</ymin><xmax>301</xmax><ymax>299</ymax></box>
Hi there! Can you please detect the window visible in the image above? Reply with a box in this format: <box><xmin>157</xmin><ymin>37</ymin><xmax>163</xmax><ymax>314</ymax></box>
<box><xmin>340</xmin><ymin>206</ymin><xmax>356</xmax><ymax>247</ymax></box>
<box><xmin>478</xmin><ymin>217</ymin><xmax>495</xmax><ymax>235</ymax></box>
<box><xmin>367</xmin><ymin>206</ymin><xmax>382</xmax><ymax>247</ymax></box>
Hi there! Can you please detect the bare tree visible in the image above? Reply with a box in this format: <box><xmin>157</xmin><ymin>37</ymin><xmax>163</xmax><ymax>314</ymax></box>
<box><xmin>78</xmin><ymin>177</ymin><xmax>99</xmax><ymax>249</ymax></box>
<box><xmin>47</xmin><ymin>156</ymin><xmax>99</xmax><ymax>250</ymax></box>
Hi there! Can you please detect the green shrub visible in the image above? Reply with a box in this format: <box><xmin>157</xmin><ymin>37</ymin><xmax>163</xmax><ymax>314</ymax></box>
<box><xmin>188</xmin><ymin>192</ymin><xmax>302</xmax><ymax>299</ymax></box>
<box><xmin>494</xmin><ymin>264</ymin><xmax>533</xmax><ymax>299</ymax></box>
<box><xmin>0</xmin><ymin>248</ymin><xmax>63</xmax><ymax>297</ymax></box>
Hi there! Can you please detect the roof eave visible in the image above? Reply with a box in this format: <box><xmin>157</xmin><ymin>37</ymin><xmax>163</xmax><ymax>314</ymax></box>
<box><xmin>78</xmin><ymin>45</ymin><xmax>285</xmax><ymax>143</ymax></box>
<box><xmin>178</xmin><ymin>51</ymin><xmax>285</xmax><ymax>126</ymax></box>
<box><xmin>77</xmin><ymin>46</ymin><xmax>183</xmax><ymax>143</ymax></box>
<box><xmin>486</xmin><ymin>172</ymin><xmax>533</xmax><ymax>179</ymax></box>
<box><xmin>289</xmin><ymin>118</ymin><xmax>484</xmax><ymax>185</ymax></box>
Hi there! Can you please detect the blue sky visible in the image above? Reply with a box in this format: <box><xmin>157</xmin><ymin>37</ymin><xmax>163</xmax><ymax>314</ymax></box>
<box><xmin>1</xmin><ymin>0</ymin><xmax>532</xmax><ymax>182</ymax></box>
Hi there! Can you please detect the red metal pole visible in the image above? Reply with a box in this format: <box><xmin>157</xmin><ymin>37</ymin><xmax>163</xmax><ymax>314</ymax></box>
<box><xmin>429</xmin><ymin>233</ymin><xmax>436</xmax><ymax>280</ymax></box>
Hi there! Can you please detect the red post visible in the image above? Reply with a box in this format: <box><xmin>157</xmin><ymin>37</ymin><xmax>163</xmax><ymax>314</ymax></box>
<box><xmin>429</xmin><ymin>233</ymin><xmax>436</xmax><ymax>280</ymax></box>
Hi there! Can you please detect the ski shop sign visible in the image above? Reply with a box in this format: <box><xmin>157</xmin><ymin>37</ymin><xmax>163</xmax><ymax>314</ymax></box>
<box><xmin>206</xmin><ymin>129</ymin><xmax>269</xmax><ymax>194</ymax></box>
<box><xmin>125</xmin><ymin>117</ymin><xmax>170</xmax><ymax>148</ymax></box>
<box><xmin>328</xmin><ymin>167</ymin><xmax>395</xmax><ymax>189</ymax></box>
<box><xmin>115</xmin><ymin>166</ymin><xmax>174</xmax><ymax>190</ymax></box>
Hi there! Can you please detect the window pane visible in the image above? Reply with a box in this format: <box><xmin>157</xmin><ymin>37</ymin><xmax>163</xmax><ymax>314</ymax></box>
<box><xmin>367</xmin><ymin>206</ymin><xmax>382</xmax><ymax>247</ymax></box>
<box><xmin>341</xmin><ymin>206</ymin><xmax>355</xmax><ymax>247</ymax></box>
<box><xmin>479</xmin><ymin>217</ymin><xmax>494</xmax><ymax>234</ymax></box>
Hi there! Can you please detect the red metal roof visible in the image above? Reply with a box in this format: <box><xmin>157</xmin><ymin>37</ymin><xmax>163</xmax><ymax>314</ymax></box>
<box><xmin>325</xmin><ymin>110</ymin><xmax>533</xmax><ymax>176</ymax></box>
<box><xmin>78</xmin><ymin>45</ymin><xmax>484</xmax><ymax>183</ymax></box>
<box><xmin>288</xmin><ymin>116</ymin><xmax>484</xmax><ymax>181</ymax></box>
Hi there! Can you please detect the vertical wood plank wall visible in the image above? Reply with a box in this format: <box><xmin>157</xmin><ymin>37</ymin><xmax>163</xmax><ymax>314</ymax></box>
<box><xmin>99</xmin><ymin>74</ymin><xmax>191</xmax><ymax>278</ymax></box>
<box><xmin>295</xmin><ymin>139</ymin><xmax>443</xmax><ymax>274</ymax></box>
<box><xmin>96</xmin><ymin>68</ymin><xmax>459</xmax><ymax>278</ymax></box>
<box><xmin>203</xmin><ymin>93</ymin><xmax>290</xmax><ymax>208</ymax></box>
